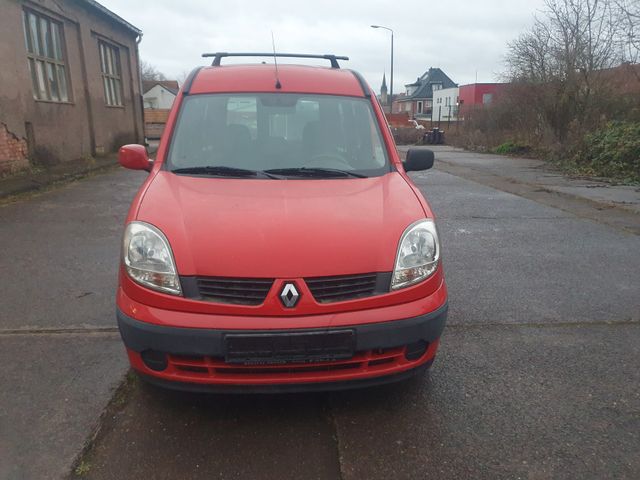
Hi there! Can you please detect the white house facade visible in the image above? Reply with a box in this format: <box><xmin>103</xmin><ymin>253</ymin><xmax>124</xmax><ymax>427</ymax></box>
<box><xmin>431</xmin><ymin>87</ymin><xmax>459</xmax><ymax>123</ymax></box>
<box><xmin>143</xmin><ymin>83</ymin><xmax>178</xmax><ymax>109</ymax></box>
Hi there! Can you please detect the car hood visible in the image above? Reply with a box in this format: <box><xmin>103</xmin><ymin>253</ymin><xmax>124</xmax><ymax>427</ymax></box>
<box><xmin>136</xmin><ymin>171</ymin><xmax>427</xmax><ymax>278</ymax></box>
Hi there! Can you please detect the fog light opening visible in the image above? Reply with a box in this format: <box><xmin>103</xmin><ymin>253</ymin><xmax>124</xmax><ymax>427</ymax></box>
<box><xmin>141</xmin><ymin>349</ymin><xmax>168</xmax><ymax>371</ymax></box>
<box><xmin>404</xmin><ymin>340</ymin><xmax>428</xmax><ymax>361</ymax></box>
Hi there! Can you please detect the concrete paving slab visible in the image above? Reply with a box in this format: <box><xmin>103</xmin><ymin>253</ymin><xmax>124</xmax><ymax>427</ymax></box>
<box><xmin>414</xmin><ymin>169</ymin><xmax>640</xmax><ymax>326</ymax></box>
<box><xmin>0</xmin><ymin>167</ymin><xmax>144</xmax><ymax>479</ymax></box>
<box><xmin>0</xmin><ymin>169</ymin><xmax>146</xmax><ymax>330</ymax></box>
<box><xmin>73</xmin><ymin>386</ymin><xmax>341</xmax><ymax>480</ymax></box>
<box><xmin>330</xmin><ymin>324</ymin><xmax>640</xmax><ymax>480</ymax></box>
<box><xmin>416</xmin><ymin>170</ymin><xmax>573</xmax><ymax>219</ymax></box>
<box><xmin>0</xmin><ymin>333</ymin><xmax>127</xmax><ymax>480</ymax></box>
<box><xmin>440</xmin><ymin>215</ymin><xmax>640</xmax><ymax>325</ymax></box>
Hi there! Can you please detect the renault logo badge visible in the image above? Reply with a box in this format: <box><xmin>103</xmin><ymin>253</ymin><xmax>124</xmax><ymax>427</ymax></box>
<box><xmin>280</xmin><ymin>283</ymin><xmax>300</xmax><ymax>308</ymax></box>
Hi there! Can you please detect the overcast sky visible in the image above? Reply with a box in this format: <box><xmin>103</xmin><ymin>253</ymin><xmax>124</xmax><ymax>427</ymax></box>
<box><xmin>100</xmin><ymin>0</ymin><xmax>545</xmax><ymax>92</ymax></box>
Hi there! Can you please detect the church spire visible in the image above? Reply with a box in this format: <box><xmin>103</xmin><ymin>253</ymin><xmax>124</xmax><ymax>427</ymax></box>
<box><xmin>380</xmin><ymin>72</ymin><xmax>388</xmax><ymax>106</ymax></box>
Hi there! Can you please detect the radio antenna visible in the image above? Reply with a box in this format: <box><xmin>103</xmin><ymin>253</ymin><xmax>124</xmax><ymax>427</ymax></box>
<box><xmin>271</xmin><ymin>31</ymin><xmax>282</xmax><ymax>89</ymax></box>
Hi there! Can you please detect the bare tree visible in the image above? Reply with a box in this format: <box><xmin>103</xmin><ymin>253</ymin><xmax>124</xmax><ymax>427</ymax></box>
<box><xmin>508</xmin><ymin>0</ymin><xmax>621</xmax><ymax>80</ymax></box>
<box><xmin>507</xmin><ymin>20</ymin><xmax>554</xmax><ymax>82</ymax></box>
<box><xmin>614</xmin><ymin>0</ymin><xmax>640</xmax><ymax>63</ymax></box>
<box><xmin>505</xmin><ymin>0</ymin><xmax>630</xmax><ymax>142</ymax></box>
<box><xmin>140</xmin><ymin>60</ymin><xmax>167</xmax><ymax>82</ymax></box>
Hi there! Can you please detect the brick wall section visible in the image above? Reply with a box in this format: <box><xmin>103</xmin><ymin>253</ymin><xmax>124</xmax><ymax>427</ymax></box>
<box><xmin>0</xmin><ymin>123</ymin><xmax>28</xmax><ymax>173</ymax></box>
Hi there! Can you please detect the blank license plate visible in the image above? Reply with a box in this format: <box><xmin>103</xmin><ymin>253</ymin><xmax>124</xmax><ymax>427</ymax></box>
<box><xmin>224</xmin><ymin>330</ymin><xmax>355</xmax><ymax>365</ymax></box>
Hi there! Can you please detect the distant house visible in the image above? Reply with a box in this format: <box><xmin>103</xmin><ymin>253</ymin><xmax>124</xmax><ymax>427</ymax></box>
<box><xmin>142</xmin><ymin>80</ymin><xmax>179</xmax><ymax>140</ymax></box>
<box><xmin>392</xmin><ymin>68</ymin><xmax>457</xmax><ymax>119</ymax></box>
<box><xmin>0</xmin><ymin>0</ymin><xmax>144</xmax><ymax>173</ymax></box>
<box><xmin>432</xmin><ymin>87</ymin><xmax>460</xmax><ymax>123</ymax></box>
<box><xmin>142</xmin><ymin>80</ymin><xmax>179</xmax><ymax>109</ymax></box>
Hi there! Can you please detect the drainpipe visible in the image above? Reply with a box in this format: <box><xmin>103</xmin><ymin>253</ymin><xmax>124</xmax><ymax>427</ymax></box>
<box><xmin>134</xmin><ymin>32</ymin><xmax>144</xmax><ymax>145</ymax></box>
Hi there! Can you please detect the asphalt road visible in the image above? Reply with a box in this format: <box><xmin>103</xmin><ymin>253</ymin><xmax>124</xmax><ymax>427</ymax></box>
<box><xmin>1</xmin><ymin>156</ymin><xmax>639</xmax><ymax>479</ymax></box>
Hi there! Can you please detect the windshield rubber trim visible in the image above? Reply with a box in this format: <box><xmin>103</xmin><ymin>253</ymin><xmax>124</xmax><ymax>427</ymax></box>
<box><xmin>182</xmin><ymin>66</ymin><xmax>204</xmax><ymax>95</ymax></box>
<box><xmin>348</xmin><ymin>70</ymin><xmax>371</xmax><ymax>98</ymax></box>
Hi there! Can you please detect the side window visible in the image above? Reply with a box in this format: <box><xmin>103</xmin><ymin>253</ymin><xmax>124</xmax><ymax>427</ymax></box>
<box><xmin>335</xmin><ymin>99</ymin><xmax>386</xmax><ymax>168</ymax></box>
<box><xmin>227</xmin><ymin>97</ymin><xmax>257</xmax><ymax>139</ymax></box>
<box><xmin>99</xmin><ymin>41</ymin><xmax>123</xmax><ymax>106</ymax></box>
<box><xmin>23</xmin><ymin>9</ymin><xmax>69</xmax><ymax>102</ymax></box>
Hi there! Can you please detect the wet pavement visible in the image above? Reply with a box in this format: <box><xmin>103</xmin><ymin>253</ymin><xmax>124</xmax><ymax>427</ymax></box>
<box><xmin>0</xmin><ymin>170</ymin><xmax>147</xmax><ymax>480</ymax></box>
<box><xmin>1</xmin><ymin>152</ymin><xmax>639</xmax><ymax>479</ymax></box>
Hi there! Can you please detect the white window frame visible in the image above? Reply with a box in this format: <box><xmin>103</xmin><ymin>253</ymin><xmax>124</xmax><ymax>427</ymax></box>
<box><xmin>23</xmin><ymin>9</ymin><xmax>70</xmax><ymax>102</ymax></box>
<box><xmin>416</xmin><ymin>101</ymin><xmax>423</xmax><ymax>114</ymax></box>
<box><xmin>99</xmin><ymin>41</ymin><xmax>123</xmax><ymax>106</ymax></box>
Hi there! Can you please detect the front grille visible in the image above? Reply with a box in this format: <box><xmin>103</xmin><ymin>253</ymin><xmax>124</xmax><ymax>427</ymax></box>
<box><xmin>194</xmin><ymin>277</ymin><xmax>274</xmax><ymax>305</ymax></box>
<box><xmin>305</xmin><ymin>272</ymin><xmax>382</xmax><ymax>303</ymax></box>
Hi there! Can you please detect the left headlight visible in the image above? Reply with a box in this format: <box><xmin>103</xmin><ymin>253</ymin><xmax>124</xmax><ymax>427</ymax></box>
<box><xmin>391</xmin><ymin>219</ymin><xmax>440</xmax><ymax>290</ymax></box>
<box><xmin>122</xmin><ymin>221</ymin><xmax>182</xmax><ymax>295</ymax></box>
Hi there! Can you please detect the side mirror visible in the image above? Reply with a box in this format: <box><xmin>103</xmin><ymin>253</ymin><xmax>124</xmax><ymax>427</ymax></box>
<box><xmin>119</xmin><ymin>144</ymin><xmax>152</xmax><ymax>171</ymax></box>
<box><xmin>404</xmin><ymin>148</ymin><xmax>434</xmax><ymax>172</ymax></box>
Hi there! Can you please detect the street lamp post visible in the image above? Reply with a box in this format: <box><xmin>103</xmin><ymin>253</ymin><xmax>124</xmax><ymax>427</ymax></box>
<box><xmin>371</xmin><ymin>25</ymin><xmax>393</xmax><ymax>109</ymax></box>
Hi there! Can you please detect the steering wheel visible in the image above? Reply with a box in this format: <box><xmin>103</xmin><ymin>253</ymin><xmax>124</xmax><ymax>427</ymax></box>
<box><xmin>306</xmin><ymin>153</ymin><xmax>352</xmax><ymax>170</ymax></box>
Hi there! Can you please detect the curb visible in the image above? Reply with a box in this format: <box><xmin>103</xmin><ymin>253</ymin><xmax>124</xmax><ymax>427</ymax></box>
<box><xmin>0</xmin><ymin>156</ymin><xmax>119</xmax><ymax>201</ymax></box>
<box><xmin>433</xmin><ymin>158</ymin><xmax>640</xmax><ymax>236</ymax></box>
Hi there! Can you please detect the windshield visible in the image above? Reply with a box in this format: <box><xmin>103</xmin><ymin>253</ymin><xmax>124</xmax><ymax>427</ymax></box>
<box><xmin>166</xmin><ymin>93</ymin><xmax>391</xmax><ymax>178</ymax></box>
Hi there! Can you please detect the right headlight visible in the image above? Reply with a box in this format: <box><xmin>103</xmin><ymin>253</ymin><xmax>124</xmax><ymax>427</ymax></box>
<box><xmin>391</xmin><ymin>219</ymin><xmax>440</xmax><ymax>290</ymax></box>
<box><xmin>122</xmin><ymin>221</ymin><xmax>182</xmax><ymax>295</ymax></box>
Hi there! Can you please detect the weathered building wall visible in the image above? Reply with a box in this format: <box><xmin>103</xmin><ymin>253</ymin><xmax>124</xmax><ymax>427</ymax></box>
<box><xmin>0</xmin><ymin>0</ymin><xmax>143</xmax><ymax>172</ymax></box>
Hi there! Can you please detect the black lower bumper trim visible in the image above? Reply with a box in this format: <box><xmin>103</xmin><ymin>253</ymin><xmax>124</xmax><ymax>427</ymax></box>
<box><xmin>117</xmin><ymin>302</ymin><xmax>448</xmax><ymax>357</ymax></box>
<box><xmin>137</xmin><ymin>360</ymin><xmax>433</xmax><ymax>394</ymax></box>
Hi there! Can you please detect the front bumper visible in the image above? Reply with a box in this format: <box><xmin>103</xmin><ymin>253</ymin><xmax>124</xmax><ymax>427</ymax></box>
<box><xmin>117</xmin><ymin>302</ymin><xmax>448</xmax><ymax>391</ymax></box>
<box><xmin>118</xmin><ymin>302</ymin><xmax>448</xmax><ymax>356</ymax></box>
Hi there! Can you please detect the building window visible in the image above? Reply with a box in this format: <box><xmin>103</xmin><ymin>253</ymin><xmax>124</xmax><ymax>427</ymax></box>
<box><xmin>22</xmin><ymin>9</ymin><xmax>69</xmax><ymax>102</ymax></box>
<box><xmin>99</xmin><ymin>41</ymin><xmax>123</xmax><ymax>106</ymax></box>
<box><xmin>416</xmin><ymin>101</ymin><xmax>423</xmax><ymax>114</ymax></box>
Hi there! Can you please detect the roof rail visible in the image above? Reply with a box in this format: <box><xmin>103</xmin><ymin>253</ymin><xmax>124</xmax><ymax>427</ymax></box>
<box><xmin>201</xmin><ymin>52</ymin><xmax>349</xmax><ymax>69</ymax></box>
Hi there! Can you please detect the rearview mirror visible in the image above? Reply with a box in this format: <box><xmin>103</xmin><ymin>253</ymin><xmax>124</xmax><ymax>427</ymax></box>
<box><xmin>119</xmin><ymin>144</ymin><xmax>152</xmax><ymax>171</ymax></box>
<box><xmin>404</xmin><ymin>148</ymin><xmax>434</xmax><ymax>172</ymax></box>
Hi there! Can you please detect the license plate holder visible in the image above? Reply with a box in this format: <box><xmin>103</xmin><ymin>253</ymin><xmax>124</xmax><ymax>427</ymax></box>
<box><xmin>224</xmin><ymin>330</ymin><xmax>355</xmax><ymax>365</ymax></box>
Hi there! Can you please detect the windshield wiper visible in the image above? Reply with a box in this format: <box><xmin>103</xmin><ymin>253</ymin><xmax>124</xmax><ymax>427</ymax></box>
<box><xmin>171</xmin><ymin>166</ymin><xmax>278</xmax><ymax>179</ymax></box>
<box><xmin>263</xmin><ymin>167</ymin><xmax>368</xmax><ymax>178</ymax></box>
